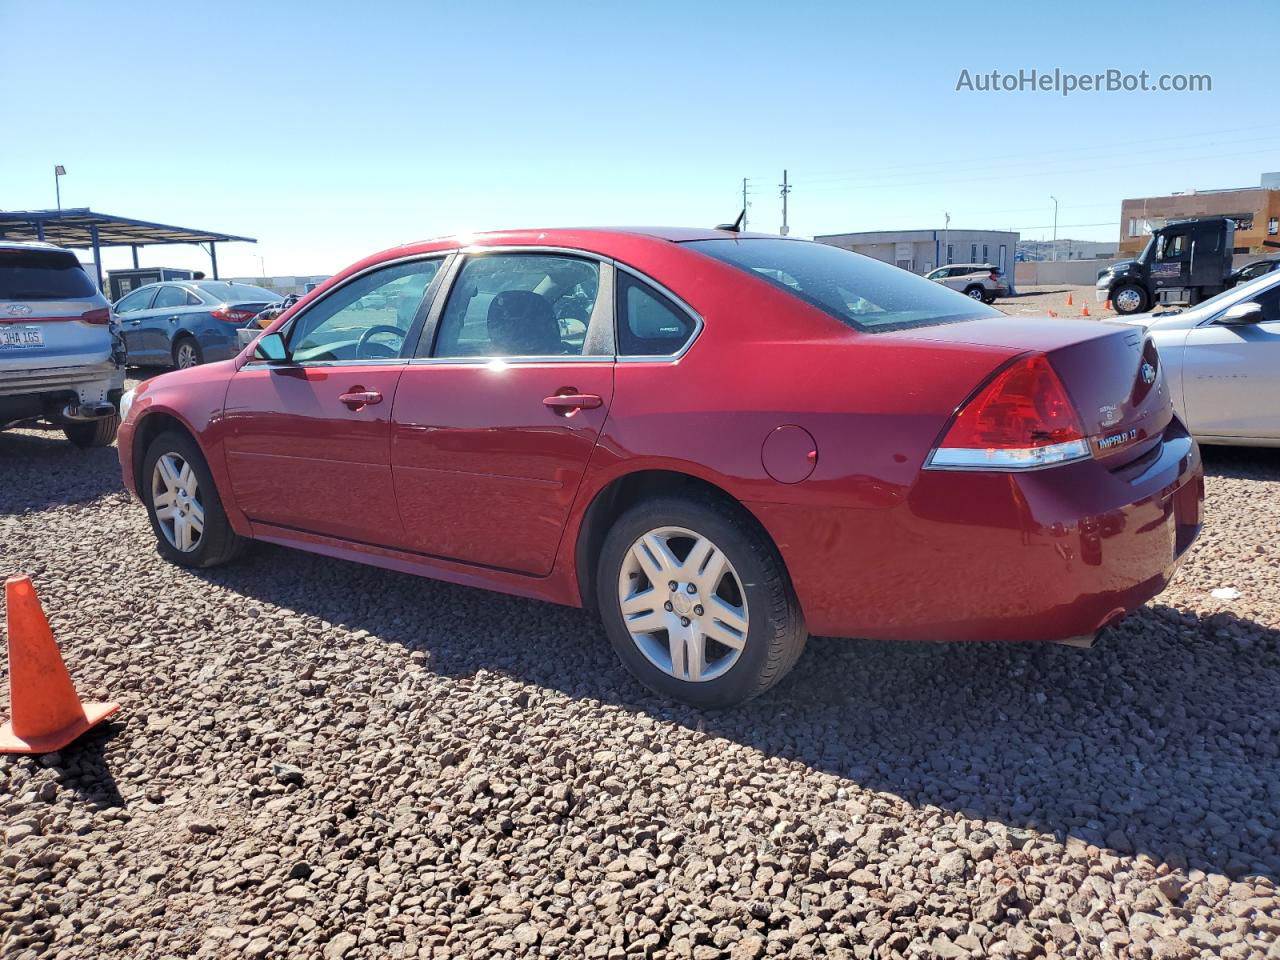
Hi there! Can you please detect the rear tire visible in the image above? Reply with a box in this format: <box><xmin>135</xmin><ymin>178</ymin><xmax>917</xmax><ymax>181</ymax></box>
<box><xmin>142</xmin><ymin>430</ymin><xmax>246</xmax><ymax>568</ymax></box>
<box><xmin>173</xmin><ymin>335</ymin><xmax>203</xmax><ymax>370</ymax></box>
<box><xmin>963</xmin><ymin>285</ymin><xmax>985</xmax><ymax>301</ymax></box>
<box><xmin>63</xmin><ymin>415</ymin><xmax>119</xmax><ymax>448</ymax></box>
<box><xmin>596</xmin><ymin>493</ymin><xmax>806</xmax><ymax>709</ymax></box>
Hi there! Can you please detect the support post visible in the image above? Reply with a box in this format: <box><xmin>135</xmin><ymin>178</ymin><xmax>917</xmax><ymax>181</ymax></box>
<box><xmin>90</xmin><ymin>225</ymin><xmax>103</xmax><ymax>291</ymax></box>
<box><xmin>209</xmin><ymin>241</ymin><xmax>218</xmax><ymax>279</ymax></box>
<box><xmin>36</xmin><ymin>221</ymin><xmax>45</xmax><ymax>242</ymax></box>
<box><xmin>131</xmin><ymin>245</ymin><xmax>139</xmax><ymax>268</ymax></box>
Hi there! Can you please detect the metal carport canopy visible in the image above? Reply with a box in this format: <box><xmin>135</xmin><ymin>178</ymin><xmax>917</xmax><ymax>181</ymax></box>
<box><xmin>0</xmin><ymin>208</ymin><xmax>256</xmax><ymax>284</ymax></box>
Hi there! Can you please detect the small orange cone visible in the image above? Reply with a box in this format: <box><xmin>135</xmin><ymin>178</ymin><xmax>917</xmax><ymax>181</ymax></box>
<box><xmin>1066</xmin><ymin>293</ymin><xmax>1074</xmax><ymax>306</ymax></box>
<box><xmin>1047</xmin><ymin>309</ymin><xmax>1059</xmax><ymax>317</ymax></box>
<box><xmin>0</xmin><ymin>576</ymin><xmax>119</xmax><ymax>754</ymax></box>
<box><xmin>1104</xmin><ymin>299</ymin><xmax>1113</xmax><ymax>311</ymax></box>
<box><xmin>1081</xmin><ymin>305</ymin><xmax>1090</xmax><ymax>317</ymax></box>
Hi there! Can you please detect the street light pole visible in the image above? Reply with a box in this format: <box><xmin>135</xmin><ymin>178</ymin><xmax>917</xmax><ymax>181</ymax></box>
<box><xmin>1050</xmin><ymin>195</ymin><xmax>1059</xmax><ymax>261</ymax></box>
<box><xmin>944</xmin><ymin>212</ymin><xmax>950</xmax><ymax>264</ymax></box>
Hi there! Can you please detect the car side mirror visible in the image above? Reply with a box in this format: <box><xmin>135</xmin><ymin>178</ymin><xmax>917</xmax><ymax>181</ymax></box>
<box><xmin>1218</xmin><ymin>301</ymin><xmax>1264</xmax><ymax>325</ymax></box>
<box><xmin>254</xmin><ymin>331</ymin><xmax>291</xmax><ymax>362</ymax></box>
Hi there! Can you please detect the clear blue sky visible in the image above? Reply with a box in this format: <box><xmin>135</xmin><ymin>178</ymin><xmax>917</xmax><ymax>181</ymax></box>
<box><xmin>2</xmin><ymin>0</ymin><xmax>1275</xmax><ymax>277</ymax></box>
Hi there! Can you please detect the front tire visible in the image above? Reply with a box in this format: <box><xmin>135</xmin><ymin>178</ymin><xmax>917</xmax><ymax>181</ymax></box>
<box><xmin>596</xmin><ymin>494</ymin><xmax>806</xmax><ymax>709</ymax></box>
<box><xmin>1111</xmin><ymin>283</ymin><xmax>1148</xmax><ymax>315</ymax></box>
<box><xmin>142</xmin><ymin>430</ymin><xmax>246</xmax><ymax>568</ymax></box>
<box><xmin>63</xmin><ymin>415</ymin><xmax>119</xmax><ymax>448</ymax></box>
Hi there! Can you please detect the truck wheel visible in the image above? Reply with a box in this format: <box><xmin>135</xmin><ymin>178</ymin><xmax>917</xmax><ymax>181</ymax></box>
<box><xmin>1111</xmin><ymin>283</ymin><xmax>1148</xmax><ymax>315</ymax></box>
<box><xmin>596</xmin><ymin>494</ymin><xmax>807</xmax><ymax>709</ymax></box>
<box><xmin>63</xmin><ymin>415</ymin><xmax>119</xmax><ymax>448</ymax></box>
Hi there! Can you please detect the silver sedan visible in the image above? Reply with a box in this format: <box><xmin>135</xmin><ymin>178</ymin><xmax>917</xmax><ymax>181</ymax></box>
<box><xmin>1117</xmin><ymin>270</ymin><xmax>1280</xmax><ymax>446</ymax></box>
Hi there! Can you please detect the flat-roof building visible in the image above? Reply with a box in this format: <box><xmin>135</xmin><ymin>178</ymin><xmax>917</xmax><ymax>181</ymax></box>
<box><xmin>814</xmin><ymin>228</ymin><xmax>1019</xmax><ymax>278</ymax></box>
<box><xmin>1120</xmin><ymin>172</ymin><xmax>1280</xmax><ymax>256</ymax></box>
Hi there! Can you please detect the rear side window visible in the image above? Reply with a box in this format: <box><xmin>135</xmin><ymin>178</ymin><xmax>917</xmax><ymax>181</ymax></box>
<box><xmin>197</xmin><ymin>281</ymin><xmax>281</xmax><ymax>303</ymax></box>
<box><xmin>0</xmin><ymin>248</ymin><xmax>97</xmax><ymax>300</ymax></box>
<box><xmin>684</xmin><ymin>238</ymin><xmax>997</xmax><ymax>333</ymax></box>
<box><xmin>617</xmin><ymin>273</ymin><xmax>696</xmax><ymax>356</ymax></box>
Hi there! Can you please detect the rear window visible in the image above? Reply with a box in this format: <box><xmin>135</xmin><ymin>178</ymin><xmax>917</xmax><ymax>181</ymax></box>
<box><xmin>0</xmin><ymin>249</ymin><xmax>97</xmax><ymax>300</ymax></box>
<box><xmin>684</xmin><ymin>238</ymin><xmax>998</xmax><ymax>333</ymax></box>
<box><xmin>195</xmin><ymin>281</ymin><xmax>281</xmax><ymax>303</ymax></box>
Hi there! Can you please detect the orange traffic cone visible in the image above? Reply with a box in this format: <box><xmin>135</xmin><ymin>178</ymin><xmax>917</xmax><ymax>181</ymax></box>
<box><xmin>1066</xmin><ymin>293</ymin><xmax>1073</xmax><ymax>306</ymax></box>
<box><xmin>1081</xmin><ymin>305</ymin><xmax>1090</xmax><ymax>317</ymax></box>
<box><xmin>1104</xmin><ymin>299</ymin><xmax>1113</xmax><ymax>311</ymax></box>
<box><xmin>0</xmin><ymin>576</ymin><xmax>119</xmax><ymax>754</ymax></box>
<box><xmin>1047</xmin><ymin>309</ymin><xmax>1059</xmax><ymax>317</ymax></box>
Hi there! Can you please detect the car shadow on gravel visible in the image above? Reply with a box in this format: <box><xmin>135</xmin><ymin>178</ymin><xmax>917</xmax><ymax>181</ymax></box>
<box><xmin>195</xmin><ymin>543</ymin><xmax>1280</xmax><ymax>883</ymax></box>
<box><xmin>1200</xmin><ymin>443</ymin><xmax>1280</xmax><ymax>480</ymax></box>
<box><xmin>0</xmin><ymin>430</ymin><xmax>125</xmax><ymax>511</ymax></box>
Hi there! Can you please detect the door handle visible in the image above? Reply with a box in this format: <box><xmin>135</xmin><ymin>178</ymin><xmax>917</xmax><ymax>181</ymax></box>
<box><xmin>543</xmin><ymin>392</ymin><xmax>602</xmax><ymax>411</ymax></box>
<box><xmin>167</xmin><ymin>316</ymin><xmax>179</xmax><ymax>324</ymax></box>
<box><xmin>339</xmin><ymin>389</ymin><xmax>383</xmax><ymax>409</ymax></box>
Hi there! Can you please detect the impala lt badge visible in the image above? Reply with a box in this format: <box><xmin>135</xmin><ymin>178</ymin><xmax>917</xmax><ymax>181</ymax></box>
<box><xmin>1096</xmin><ymin>428</ymin><xmax>1138</xmax><ymax>450</ymax></box>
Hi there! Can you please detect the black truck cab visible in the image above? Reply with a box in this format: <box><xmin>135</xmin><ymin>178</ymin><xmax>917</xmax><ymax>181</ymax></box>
<box><xmin>1096</xmin><ymin>216</ymin><xmax>1235</xmax><ymax>315</ymax></box>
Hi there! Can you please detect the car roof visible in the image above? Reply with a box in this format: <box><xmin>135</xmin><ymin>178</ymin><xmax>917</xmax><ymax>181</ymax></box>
<box><xmin>0</xmin><ymin>240</ymin><xmax>75</xmax><ymax>254</ymax></box>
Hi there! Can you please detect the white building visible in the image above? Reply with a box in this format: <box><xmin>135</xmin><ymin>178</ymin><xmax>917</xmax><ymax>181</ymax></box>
<box><xmin>815</xmin><ymin>228</ymin><xmax>1018</xmax><ymax>277</ymax></box>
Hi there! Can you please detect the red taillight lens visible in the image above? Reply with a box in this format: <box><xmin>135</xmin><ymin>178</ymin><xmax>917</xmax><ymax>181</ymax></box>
<box><xmin>81</xmin><ymin>307</ymin><xmax>111</xmax><ymax>324</ymax></box>
<box><xmin>212</xmin><ymin>305</ymin><xmax>257</xmax><ymax>323</ymax></box>
<box><xmin>928</xmin><ymin>354</ymin><xmax>1090</xmax><ymax>470</ymax></box>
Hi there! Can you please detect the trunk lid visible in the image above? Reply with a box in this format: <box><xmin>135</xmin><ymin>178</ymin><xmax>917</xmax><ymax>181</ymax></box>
<box><xmin>887</xmin><ymin>314</ymin><xmax>1173</xmax><ymax>464</ymax></box>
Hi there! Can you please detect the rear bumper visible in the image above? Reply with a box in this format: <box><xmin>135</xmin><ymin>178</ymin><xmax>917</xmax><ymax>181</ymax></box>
<box><xmin>0</xmin><ymin>361</ymin><xmax>124</xmax><ymax>424</ymax></box>
<box><xmin>749</xmin><ymin>419</ymin><xmax>1204</xmax><ymax>643</ymax></box>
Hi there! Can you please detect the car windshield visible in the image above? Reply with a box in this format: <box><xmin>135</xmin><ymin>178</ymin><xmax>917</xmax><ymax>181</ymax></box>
<box><xmin>684</xmin><ymin>238</ymin><xmax>997</xmax><ymax>333</ymax></box>
<box><xmin>196</xmin><ymin>281</ymin><xmax>281</xmax><ymax>303</ymax></box>
<box><xmin>0</xmin><ymin>248</ymin><xmax>97</xmax><ymax>300</ymax></box>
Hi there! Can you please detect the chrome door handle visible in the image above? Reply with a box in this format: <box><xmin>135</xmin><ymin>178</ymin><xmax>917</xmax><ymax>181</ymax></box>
<box><xmin>167</xmin><ymin>316</ymin><xmax>179</xmax><ymax>323</ymax></box>
<box><xmin>339</xmin><ymin>389</ymin><xmax>383</xmax><ymax>410</ymax></box>
<box><xmin>543</xmin><ymin>393</ymin><xmax>603</xmax><ymax>411</ymax></box>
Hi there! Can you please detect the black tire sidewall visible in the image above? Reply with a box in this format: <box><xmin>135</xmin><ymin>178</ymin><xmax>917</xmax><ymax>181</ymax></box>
<box><xmin>1112</xmin><ymin>283</ymin><xmax>1148</xmax><ymax>315</ymax></box>
<box><xmin>63</xmin><ymin>415</ymin><xmax>119</xmax><ymax>448</ymax></box>
<box><xmin>173</xmin><ymin>335</ymin><xmax>202</xmax><ymax>369</ymax></box>
<box><xmin>596</xmin><ymin>495</ymin><xmax>798</xmax><ymax>709</ymax></box>
<box><xmin>141</xmin><ymin>430</ymin><xmax>233</xmax><ymax>568</ymax></box>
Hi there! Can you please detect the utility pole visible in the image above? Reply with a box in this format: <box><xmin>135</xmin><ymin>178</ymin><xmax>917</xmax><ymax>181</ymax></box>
<box><xmin>1050</xmin><ymin>195</ymin><xmax>1059</xmax><ymax>261</ymax></box>
<box><xmin>779</xmin><ymin>169</ymin><xmax>790</xmax><ymax>236</ymax></box>
<box><xmin>742</xmin><ymin>178</ymin><xmax>750</xmax><ymax>231</ymax></box>
<box><xmin>944</xmin><ymin>212</ymin><xmax>950</xmax><ymax>264</ymax></box>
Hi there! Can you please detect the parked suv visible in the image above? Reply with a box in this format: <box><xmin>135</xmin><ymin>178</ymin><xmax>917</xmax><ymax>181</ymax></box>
<box><xmin>0</xmin><ymin>242</ymin><xmax>124</xmax><ymax>447</ymax></box>
<box><xmin>924</xmin><ymin>263</ymin><xmax>1006</xmax><ymax>303</ymax></box>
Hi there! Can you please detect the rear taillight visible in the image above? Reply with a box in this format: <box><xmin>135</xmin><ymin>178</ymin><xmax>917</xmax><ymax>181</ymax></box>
<box><xmin>81</xmin><ymin>307</ymin><xmax>111</xmax><ymax>324</ymax></box>
<box><xmin>927</xmin><ymin>354</ymin><xmax>1090</xmax><ymax>470</ymax></box>
<box><xmin>212</xmin><ymin>305</ymin><xmax>257</xmax><ymax>323</ymax></box>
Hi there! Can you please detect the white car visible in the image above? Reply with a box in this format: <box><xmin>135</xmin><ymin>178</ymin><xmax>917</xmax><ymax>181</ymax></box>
<box><xmin>1118</xmin><ymin>269</ymin><xmax>1280</xmax><ymax>446</ymax></box>
<box><xmin>1</xmin><ymin>242</ymin><xmax>124</xmax><ymax>446</ymax></box>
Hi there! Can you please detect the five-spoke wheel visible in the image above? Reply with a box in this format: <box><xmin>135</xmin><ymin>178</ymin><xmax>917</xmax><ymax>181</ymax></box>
<box><xmin>142</xmin><ymin>431</ymin><xmax>246</xmax><ymax>568</ymax></box>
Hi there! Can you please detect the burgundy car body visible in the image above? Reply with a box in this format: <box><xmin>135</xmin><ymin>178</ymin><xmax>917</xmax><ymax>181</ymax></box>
<box><xmin>118</xmin><ymin>228</ymin><xmax>1203</xmax><ymax>644</ymax></box>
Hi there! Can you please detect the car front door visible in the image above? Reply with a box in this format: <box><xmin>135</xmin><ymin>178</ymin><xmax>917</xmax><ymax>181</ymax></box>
<box><xmin>146</xmin><ymin>284</ymin><xmax>200</xmax><ymax>359</ymax></box>
<box><xmin>1180</xmin><ymin>284</ymin><xmax>1280</xmax><ymax>439</ymax></box>
<box><xmin>390</xmin><ymin>250</ymin><xmax>615</xmax><ymax>576</ymax></box>
<box><xmin>114</xmin><ymin>287</ymin><xmax>159</xmax><ymax>361</ymax></box>
<box><xmin>221</xmin><ymin>256</ymin><xmax>449</xmax><ymax>546</ymax></box>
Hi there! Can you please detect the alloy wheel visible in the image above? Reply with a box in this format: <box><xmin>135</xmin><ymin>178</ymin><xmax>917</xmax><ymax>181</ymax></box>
<box><xmin>617</xmin><ymin>526</ymin><xmax>749</xmax><ymax>683</ymax></box>
<box><xmin>176</xmin><ymin>342</ymin><xmax>198</xmax><ymax>369</ymax></box>
<box><xmin>151</xmin><ymin>452</ymin><xmax>204</xmax><ymax>552</ymax></box>
<box><xmin>967</xmin><ymin>287</ymin><xmax>984</xmax><ymax>300</ymax></box>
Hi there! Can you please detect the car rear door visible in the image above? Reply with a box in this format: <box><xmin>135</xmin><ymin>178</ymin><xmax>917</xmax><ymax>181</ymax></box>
<box><xmin>389</xmin><ymin>250</ymin><xmax>615</xmax><ymax>576</ymax></box>
<box><xmin>222</xmin><ymin>255</ymin><xmax>449</xmax><ymax>547</ymax></box>
<box><xmin>1180</xmin><ymin>284</ymin><xmax>1280</xmax><ymax>439</ymax></box>
<box><xmin>145</xmin><ymin>285</ymin><xmax>200</xmax><ymax>358</ymax></box>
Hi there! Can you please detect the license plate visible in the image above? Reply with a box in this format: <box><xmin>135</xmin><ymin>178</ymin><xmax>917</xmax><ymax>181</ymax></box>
<box><xmin>0</xmin><ymin>326</ymin><xmax>43</xmax><ymax>348</ymax></box>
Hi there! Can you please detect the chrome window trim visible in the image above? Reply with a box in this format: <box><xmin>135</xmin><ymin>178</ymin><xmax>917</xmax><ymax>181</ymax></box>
<box><xmin>244</xmin><ymin>250</ymin><xmax>457</xmax><ymax>368</ymax></box>
<box><xmin>613</xmin><ymin>263</ymin><xmax>704</xmax><ymax>362</ymax></box>
<box><xmin>417</xmin><ymin>247</ymin><xmax>615</xmax><ymax>364</ymax></box>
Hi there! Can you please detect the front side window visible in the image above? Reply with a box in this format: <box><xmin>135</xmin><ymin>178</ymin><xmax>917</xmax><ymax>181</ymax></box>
<box><xmin>617</xmin><ymin>273</ymin><xmax>696</xmax><ymax>356</ymax></box>
<box><xmin>1162</xmin><ymin>234</ymin><xmax>1188</xmax><ymax>260</ymax></box>
<box><xmin>685</xmin><ymin>238</ymin><xmax>997</xmax><ymax>333</ymax></box>
<box><xmin>286</xmin><ymin>258</ymin><xmax>443</xmax><ymax>362</ymax></box>
<box><xmin>152</xmin><ymin>285</ymin><xmax>189</xmax><ymax>309</ymax></box>
<box><xmin>431</xmin><ymin>253</ymin><xmax>599</xmax><ymax>358</ymax></box>
<box><xmin>115</xmin><ymin>287</ymin><xmax>157</xmax><ymax>313</ymax></box>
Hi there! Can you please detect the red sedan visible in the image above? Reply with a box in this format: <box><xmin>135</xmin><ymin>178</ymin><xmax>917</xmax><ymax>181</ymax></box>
<box><xmin>117</xmin><ymin>228</ymin><xmax>1203</xmax><ymax>708</ymax></box>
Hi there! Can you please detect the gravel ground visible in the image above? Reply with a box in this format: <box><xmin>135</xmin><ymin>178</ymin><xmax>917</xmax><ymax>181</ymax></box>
<box><xmin>996</xmin><ymin>285</ymin><xmax>1118</xmax><ymax>321</ymax></box>
<box><xmin>1</xmin><ymin>412</ymin><xmax>1278</xmax><ymax>959</ymax></box>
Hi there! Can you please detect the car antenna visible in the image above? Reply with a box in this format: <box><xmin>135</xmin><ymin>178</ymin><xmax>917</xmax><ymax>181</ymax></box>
<box><xmin>715</xmin><ymin>209</ymin><xmax>746</xmax><ymax>233</ymax></box>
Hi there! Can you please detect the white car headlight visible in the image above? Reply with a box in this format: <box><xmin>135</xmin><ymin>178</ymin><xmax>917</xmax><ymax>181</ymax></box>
<box><xmin>119</xmin><ymin>388</ymin><xmax>135</xmax><ymax>422</ymax></box>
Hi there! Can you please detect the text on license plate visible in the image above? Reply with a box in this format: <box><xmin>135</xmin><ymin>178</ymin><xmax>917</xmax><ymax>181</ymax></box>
<box><xmin>0</xmin><ymin>327</ymin><xmax>44</xmax><ymax>348</ymax></box>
